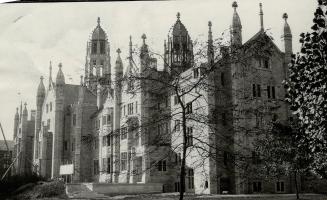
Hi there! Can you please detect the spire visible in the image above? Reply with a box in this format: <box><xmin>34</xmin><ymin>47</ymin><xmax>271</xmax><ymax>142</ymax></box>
<box><xmin>80</xmin><ymin>75</ymin><xmax>83</xmax><ymax>86</ymax></box>
<box><xmin>129</xmin><ymin>35</ymin><xmax>133</xmax><ymax>66</ymax></box>
<box><xmin>208</xmin><ymin>21</ymin><xmax>214</xmax><ymax>64</ymax></box>
<box><xmin>116</xmin><ymin>48</ymin><xmax>122</xmax><ymax>63</ymax></box>
<box><xmin>15</xmin><ymin>107</ymin><xmax>19</xmax><ymax>119</ymax></box>
<box><xmin>282</xmin><ymin>13</ymin><xmax>292</xmax><ymax>37</ymax></box>
<box><xmin>141</xmin><ymin>34</ymin><xmax>146</xmax><ymax>45</ymax></box>
<box><xmin>97</xmin><ymin>17</ymin><xmax>100</xmax><ymax>26</ymax></box>
<box><xmin>177</xmin><ymin>12</ymin><xmax>180</xmax><ymax>21</ymax></box>
<box><xmin>281</xmin><ymin>13</ymin><xmax>293</xmax><ymax>65</ymax></box>
<box><xmin>56</xmin><ymin>63</ymin><xmax>65</xmax><ymax>85</ymax></box>
<box><xmin>37</xmin><ymin>76</ymin><xmax>45</xmax><ymax>97</ymax></box>
<box><xmin>231</xmin><ymin>1</ymin><xmax>242</xmax><ymax>46</ymax></box>
<box><xmin>19</xmin><ymin>101</ymin><xmax>22</xmax><ymax>121</ymax></box>
<box><xmin>259</xmin><ymin>3</ymin><xmax>264</xmax><ymax>31</ymax></box>
<box><xmin>49</xmin><ymin>61</ymin><xmax>52</xmax><ymax>89</ymax></box>
<box><xmin>140</xmin><ymin>33</ymin><xmax>149</xmax><ymax>59</ymax></box>
<box><xmin>23</xmin><ymin>102</ymin><xmax>28</xmax><ymax>116</ymax></box>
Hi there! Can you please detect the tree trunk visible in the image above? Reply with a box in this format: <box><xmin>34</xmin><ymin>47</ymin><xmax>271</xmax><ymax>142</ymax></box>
<box><xmin>294</xmin><ymin>171</ymin><xmax>299</xmax><ymax>200</ymax></box>
<box><xmin>179</xmin><ymin>110</ymin><xmax>187</xmax><ymax>200</ymax></box>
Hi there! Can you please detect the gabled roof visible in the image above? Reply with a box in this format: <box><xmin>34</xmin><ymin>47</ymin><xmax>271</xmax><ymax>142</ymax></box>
<box><xmin>242</xmin><ymin>30</ymin><xmax>283</xmax><ymax>55</ymax></box>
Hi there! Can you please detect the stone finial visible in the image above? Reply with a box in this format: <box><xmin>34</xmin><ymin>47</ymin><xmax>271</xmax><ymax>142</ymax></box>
<box><xmin>232</xmin><ymin>1</ymin><xmax>238</xmax><ymax>9</ymax></box>
<box><xmin>24</xmin><ymin>102</ymin><xmax>27</xmax><ymax>107</ymax></box>
<box><xmin>283</xmin><ymin>13</ymin><xmax>288</xmax><ymax>21</ymax></box>
<box><xmin>59</xmin><ymin>63</ymin><xmax>62</xmax><ymax>68</ymax></box>
<box><xmin>117</xmin><ymin>48</ymin><xmax>121</xmax><ymax>54</ymax></box>
<box><xmin>141</xmin><ymin>34</ymin><xmax>147</xmax><ymax>44</ymax></box>
<box><xmin>80</xmin><ymin>75</ymin><xmax>83</xmax><ymax>85</ymax></box>
<box><xmin>259</xmin><ymin>3</ymin><xmax>264</xmax><ymax>30</ymax></box>
<box><xmin>177</xmin><ymin>12</ymin><xmax>180</xmax><ymax>20</ymax></box>
<box><xmin>208</xmin><ymin>21</ymin><xmax>212</xmax><ymax>27</ymax></box>
<box><xmin>40</xmin><ymin>76</ymin><xmax>44</xmax><ymax>81</ymax></box>
<box><xmin>97</xmin><ymin>17</ymin><xmax>100</xmax><ymax>26</ymax></box>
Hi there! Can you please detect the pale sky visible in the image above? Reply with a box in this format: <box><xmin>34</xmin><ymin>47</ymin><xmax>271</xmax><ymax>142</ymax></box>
<box><xmin>0</xmin><ymin>0</ymin><xmax>316</xmax><ymax>140</ymax></box>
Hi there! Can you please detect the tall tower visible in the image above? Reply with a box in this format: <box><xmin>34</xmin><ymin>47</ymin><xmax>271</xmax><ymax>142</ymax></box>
<box><xmin>85</xmin><ymin>17</ymin><xmax>111</xmax><ymax>93</ymax></box>
<box><xmin>165</xmin><ymin>12</ymin><xmax>194</xmax><ymax>75</ymax></box>
<box><xmin>34</xmin><ymin>76</ymin><xmax>45</xmax><ymax>162</ymax></box>
<box><xmin>281</xmin><ymin>13</ymin><xmax>293</xmax><ymax>67</ymax></box>
<box><xmin>231</xmin><ymin>1</ymin><xmax>242</xmax><ymax>47</ymax></box>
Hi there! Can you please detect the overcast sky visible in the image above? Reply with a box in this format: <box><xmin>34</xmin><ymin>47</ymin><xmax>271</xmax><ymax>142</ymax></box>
<box><xmin>0</xmin><ymin>0</ymin><xmax>316</xmax><ymax>140</ymax></box>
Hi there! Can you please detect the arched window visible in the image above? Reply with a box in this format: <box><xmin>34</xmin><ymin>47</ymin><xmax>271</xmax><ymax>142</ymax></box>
<box><xmin>93</xmin><ymin>67</ymin><xmax>97</xmax><ymax>76</ymax></box>
<box><xmin>92</xmin><ymin>41</ymin><xmax>97</xmax><ymax>54</ymax></box>
<box><xmin>100</xmin><ymin>40</ymin><xmax>106</xmax><ymax>54</ymax></box>
<box><xmin>99</xmin><ymin>67</ymin><xmax>103</xmax><ymax>77</ymax></box>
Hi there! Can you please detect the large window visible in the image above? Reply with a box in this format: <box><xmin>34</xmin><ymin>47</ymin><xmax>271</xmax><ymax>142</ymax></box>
<box><xmin>102</xmin><ymin>136</ymin><xmax>107</xmax><ymax>146</ymax></box>
<box><xmin>93</xmin><ymin>160</ymin><xmax>99</xmax><ymax>175</ymax></box>
<box><xmin>276</xmin><ymin>181</ymin><xmax>285</xmax><ymax>192</ymax></box>
<box><xmin>267</xmin><ymin>85</ymin><xmax>276</xmax><ymax>99</ymax></box>
<box><xmin>128</xmin><ymin>103</ymin><xmax>134</xmax><ymax>115</ymax></box>
<box><xmin>188</xmin><ymin>169</ymin><xmax>194</xmax><ymax>189</ymax></box>
<box><xmin>121</xmin><ymin>127</ymin><xmax>127</xmax><ymax>140</ymax></box>
<box><xmin>158</xmin><ymin>160</ymin><xmax>167</xmax><ymax>171</ymax></box>
<box><xmin>186</xmin><ymin>127</ymin><xmax>193</xmax><ymax>146</ymax></box>
<box><xmin>100</xmin><ymin>41</ymin><xmax>106</xmax><ymax>54</ymax></box>
<box><xmin>92</xmin><ymin>42</ymin><xmax>97</xmax><ymax>54</ymax></box>
<box><xmin>174</xmin><ymin>120</ymin><xmax>180</xmax><ymax>132</ymax></box>
<box><xmin>73</xmin><ymin>114</ymin><xmax>76</xmax><ymax>126</ymax></box>
<box><xmin>252</xmin><ymin>84</ymin><xmax>261</xmax><ymax>98</ymax></box>
<box><xmin>186</xmin><ymin>102</ymin><xmax>193</xmax><ymax>114</ymax></box>
<box><xmin>121</xmin><ymin>152</ymin><xmax>127</xmax><ymax>171</ymax></box>
<box><xmin>253</xmin><ymin>181</ymin><xmax>262</xmax><ymax>192</ymax></box>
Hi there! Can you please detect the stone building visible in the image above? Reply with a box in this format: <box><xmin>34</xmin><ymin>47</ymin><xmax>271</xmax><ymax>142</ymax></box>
<box><xmin>12</xmin><ymin>103</ymin><xmax>35</xmax><ymax>175</ymax></box>
<box><xmin>14</xmin><ymin>1</ymin><xmax>295</xmax><ymax>194</ymax></box>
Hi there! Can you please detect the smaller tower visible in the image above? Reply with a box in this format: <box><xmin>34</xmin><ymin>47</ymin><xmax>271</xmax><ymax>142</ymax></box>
<box><xmin>259</xmin><ymin>3</ymin><xmax>264</xmax><ymax>31</ymax></box>
<box><xmin>22</xmin><ymin>102</ymin><xmax>28</xmax><ymax>121</ymax></box>
<box><xmin>56</xmin><ymin>63</ymin><xmax>65</xmax><ymax>86</ymax></box>
<box><xmin>281</xmin><ymin>13</ymin><xmax>293</xmax><ymax>60</ymax></box>
<box><xmin>166</xmin><ymin>12</ymin><xmax>194</xmax><ymax>75</ymax></box>
<box><xmin>231</xmin><ymin>1</ymin><xmax>242</xmax><ymax>47</ymax></box>
<box><xmin>281</xmin><ymin>13</ymin><xmax>293</xmax><ymax>78</ymax></box>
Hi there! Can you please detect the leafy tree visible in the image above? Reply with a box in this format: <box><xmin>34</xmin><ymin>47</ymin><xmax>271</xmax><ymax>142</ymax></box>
<box><xmin>254</xmin><ymin>121</ymin><xmax>313</xmax><ymax>199</ymax></box>
<box><xmin>285</xmin><ymin>0</ymin><xmax>327</xmax><ymax>178</ymax></box>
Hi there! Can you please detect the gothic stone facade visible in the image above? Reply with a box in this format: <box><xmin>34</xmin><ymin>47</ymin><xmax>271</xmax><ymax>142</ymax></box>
<box><xmin>13</xmin><ymin>2</ymin><xmax>295</xmax><ymax>194</ymax></box>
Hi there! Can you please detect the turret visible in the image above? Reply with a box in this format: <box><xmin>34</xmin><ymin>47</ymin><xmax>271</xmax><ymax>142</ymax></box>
<box><xmin>56</xmin><ymin>63</ymin><xmax>65</xmax><ymax>86</ymax></box>
<box><xmin>22</xmin><ymin>102</ymin><xmax>28</xmax><ymax>121</ymax></box>
<box><xmin>37</xmin><ymin>76</ymin><xmax>45</xmax><ymax>108</ymax></box>
<box><xmin>281</xmin><ymin>13</ymin><xmax>293</xmax><ymax>65</ymax></box>
<box><xmin>85</xmin><ymin>17</ymin><xmax>111</xmax><ymax>92</ymax></box>
<box><xmin>140</xmin><ymin>33</ymin><xmax>149</xmax><ymax>62</ymax></box>
<box><xmin>166</xmin><ymin>12</ymin><xmax>194</xmax><ymax>75</ymax></box>
<box><xmin>14</xmin><ymin>107</ymin><xmax>19</xmax><ymax>138</ymax></box>
<box><xmin>231</xmin><ymin>1</ymin><xmax>242</xmax><ymax>47</ymax></box>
